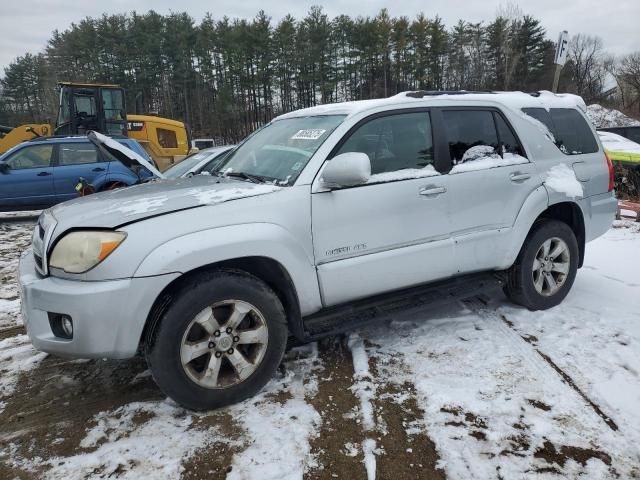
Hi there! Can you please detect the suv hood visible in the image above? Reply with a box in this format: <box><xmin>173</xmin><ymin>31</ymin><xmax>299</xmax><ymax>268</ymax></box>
<box><xmin>49</xmin><ymin>175</ymin><xmax>281</xmax><ymax>231</ymax></box>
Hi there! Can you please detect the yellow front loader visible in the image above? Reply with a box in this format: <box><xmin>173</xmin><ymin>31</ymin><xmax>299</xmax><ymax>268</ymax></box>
<box><xmin>0</xmin><ymin>124</ymin><xmax>52</xmax><ymax>155</ymax></box>
<box><xmin>0</xmin><ymin>82</ymin><xmax>194</xmax><ymax>171</ymax></box>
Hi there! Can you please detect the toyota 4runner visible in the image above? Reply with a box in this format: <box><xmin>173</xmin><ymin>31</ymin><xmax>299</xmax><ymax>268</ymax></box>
<box><xmin>19</xmin><ymin>91</ymin><xmax>617</xmax><ymax>410</ymax></box>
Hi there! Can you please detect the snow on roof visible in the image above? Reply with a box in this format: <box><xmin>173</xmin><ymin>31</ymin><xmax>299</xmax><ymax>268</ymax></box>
<box><xmin>275</xmin><ymin>90</ymin><xmax>586</xmax><ymax>120</ymax></box>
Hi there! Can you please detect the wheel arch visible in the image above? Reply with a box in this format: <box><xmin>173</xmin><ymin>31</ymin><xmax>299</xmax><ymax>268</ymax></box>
<box><xmin>140</xmin><ymin>256</ymin><xmax>304</xmax><ymax>353</ymax></box>
<box><xmin>535</xmin><ymin>201</ymin><xmax>586</xmax><ymax>267</ymax></box>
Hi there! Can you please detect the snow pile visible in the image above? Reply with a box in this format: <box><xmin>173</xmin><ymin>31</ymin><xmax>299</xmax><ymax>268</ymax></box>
<box><xmin>587</xmin><ymin>104</ymin><xmax>640</xmax><ymax>128</ymax></box>
<box><xmin>598</xmin><ymin>131</ymin><xmax>640</xmax><ymax>154</ymax></box>
<box><xmin>367</xmin><ymin>165</ymin><xmax>439</xmax><ymax>183</ymax></box>
<box><xmin>544</xmin><ymin>163</ymin><xmax>583</xmax><ymax>198</ymax></box>
<box><xmin>0</xmin><ymin>335</ymin><xmax>47</xmax><ymax>412</ymax></box>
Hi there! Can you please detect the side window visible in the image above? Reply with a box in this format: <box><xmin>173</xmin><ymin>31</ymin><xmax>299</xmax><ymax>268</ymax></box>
<box><xmin>6</xmin><ymin>145</ymin><xmax>53</xmax><ymax>170</ymax></box>
<box><xmin>58</xmin><ymin>143</ymin><xmax>99</xmax><ymax>166</ymax></box>
<box><xmin>336</xmin><ymin>112</ymin><xmax>434</xmax><ymax>175</ymax></box>
<box><xmin>522</xmin><ymin>108</ymin><xmax>598</xmax><ymax>155</ymax></box>
<box><xmin>494</xmin><ymin>113</ymin><xmax>525</xmax><ymax>157</ymax></box>
<box><xmin>157</xmin><ymin>128</ymin><xmax>178</xmax><ymax>149</ymax></box>
<box><xmin>550</xmin><ymin>109</ymin><xmax>598</xmax><ymax>154</ymax></box>
<box><xmin>443</xmin><ymin>110</ymin><xmax>499</xmax><ymax>164</ymax></box>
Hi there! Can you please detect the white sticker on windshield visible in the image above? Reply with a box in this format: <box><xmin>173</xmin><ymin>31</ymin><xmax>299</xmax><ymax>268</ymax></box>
<box><xmin>291</xmin><ymin>129</ymin><xmax>326</xmax><ymax>140</ymax></box>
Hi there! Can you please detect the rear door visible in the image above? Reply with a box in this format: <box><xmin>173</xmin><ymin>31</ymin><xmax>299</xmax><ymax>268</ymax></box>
<box><xmin>0</xmin><ymin>144</ymin><xmax>55</xmax><ymax>209</ymax></box>
<box><xmin>53</xmin><ymin>142</ymin><xmax>106</xmax><ymax>202</ymax></box>
<box><xmin>442</xmin><ymin>108</ymin><xmax>540</xmax><ymax>273</ymax></box>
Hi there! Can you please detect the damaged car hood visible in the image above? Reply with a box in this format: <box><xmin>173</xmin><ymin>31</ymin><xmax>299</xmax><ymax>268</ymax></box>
<box><xmin>49</xmin><ymin>175</ymin><xmax>281</xmax><ymax>232</ymax></box>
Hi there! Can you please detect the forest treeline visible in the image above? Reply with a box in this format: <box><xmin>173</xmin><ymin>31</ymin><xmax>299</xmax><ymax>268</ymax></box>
<box><xmin>0</xmin><ymin>6</ymin><xmax>633</xmax><ymax>142</ymax></box>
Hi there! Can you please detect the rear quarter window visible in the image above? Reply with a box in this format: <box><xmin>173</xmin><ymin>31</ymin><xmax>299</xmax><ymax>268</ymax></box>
<box><xmin>522</xmin><ymin>107</ymin><xmax>598</xmax><ymax>155</ymax></box>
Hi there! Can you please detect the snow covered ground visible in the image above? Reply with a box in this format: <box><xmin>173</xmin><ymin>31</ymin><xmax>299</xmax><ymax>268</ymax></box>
<box><xmin>1</xmin><ymin>217</ymin><xmax>639</xmax><ymax>479</ymax></box>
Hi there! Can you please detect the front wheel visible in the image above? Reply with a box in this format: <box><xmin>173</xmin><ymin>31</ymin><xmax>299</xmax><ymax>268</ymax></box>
<box><xmin>504</xmin><ymin>219</ymin><xmax>579</xmax><ymax>311</ymax></box>
<box><xmin>146</xmin><ymin>270</ymin><xmax>288</xmax><ymax>410</ymax></box>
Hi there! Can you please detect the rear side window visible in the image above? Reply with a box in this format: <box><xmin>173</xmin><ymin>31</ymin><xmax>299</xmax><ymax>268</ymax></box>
<box><xmin>522</xmin><ymin>108</ymin><xmax>598</xmax><ymax>155</ymax></box>
<box><xmin>494</xmin><ymin>114</ymin><xmax>525</xmax><ymax>156</ymax></box>
<box><xmin>443</xmin><ymin>110</ymin><xmax>498</xmax><ymax>164</ymax></box>
<box><xmin>58</xmin><ymin>143</ymin><xmax>99</xmax><ymax>166</ymax></box>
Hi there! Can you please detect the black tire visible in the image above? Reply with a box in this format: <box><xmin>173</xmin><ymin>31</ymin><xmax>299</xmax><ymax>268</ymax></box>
<box><xmin>504</xmin><ymin>219</ymin><xmax>579</xmax><ymax>311</ymax></box>
<box><xmin>146</xmin><ymin>269</ymin><xmax>288</xmax><ymax>410</ymax></box>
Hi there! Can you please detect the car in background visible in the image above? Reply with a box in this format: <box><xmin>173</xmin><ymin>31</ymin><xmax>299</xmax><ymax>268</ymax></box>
<box><xmin>163</xmin><ymin>145</ymin><xmax>235</xmax><ymax>179</ymax></box>
<box><xmin>0</xmin><ymin>136</ymin><xmax>154</xmax><ymax>212</ymax></box>
<box><xmin>598</xmin><ymin>126</ymin><xmax>640</xmax><ymax>144</ymax></box>
<box><xmin>597</xmin><ymin>130</ymin><xmax>640</xmax><ymax>166</ymax></box>
<box><xmin>191</xmin><ymin>138</ymin><xmax>215</xmax><ymax>150</ymax></box>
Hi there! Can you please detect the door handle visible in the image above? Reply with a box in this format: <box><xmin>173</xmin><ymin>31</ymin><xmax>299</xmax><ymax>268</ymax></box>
<box><xmin>419</xmin><ymin>186</ymin><xmax>447</xmax><ymax>196</ymax></box>
<box><xmin>37</xmin><ymin>171</ymin><xmax>51</xmax><ymax>177</ymax></box>
<box><xmin>92</xmin><ymin>167</ymin><xmax>106</xmax><ymax>172</ymax></box>
<box><xmin>509</xmin><ymin>172</ymin><xmax>531</xmax><ymax>182</ymax></box>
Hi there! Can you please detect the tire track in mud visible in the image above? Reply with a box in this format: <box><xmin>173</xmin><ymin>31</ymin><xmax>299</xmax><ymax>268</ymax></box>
<box><xmin>498</xmin><ymin>313</ymin><xmax>618</xmax><ymax>432</ymax></box>
<box><xmin>468</xmin><ymin>297</ymin><xmax>618</xmax><ymax>432</ymax></box>
<box><xmin>304</xmin><ymin>337</ymin><xmax>368</xmax><ymax>480</ymax></box>
<box><xmin>305</xmin><ymin>336</ymin><xmax>446</xmax><ymax>480</ymax></box>
<box><xmin>367</xmin><ymin>350</ymin><xmax>446</xmax><ymax>480</ymax></box>
<box><xmin>0</xmin><ymin>325</ymin><xmax>25</xmax><ymax>340</ymax></box>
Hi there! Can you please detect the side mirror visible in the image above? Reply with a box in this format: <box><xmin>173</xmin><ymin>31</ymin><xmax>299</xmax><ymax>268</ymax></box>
<box><xmin>0</xmin><ymin>163</ymin><xmax>10</xmax><ymax>174</ymax></box>
<box><xmin>320</xmin><ymin>152</ymin><xmax>371</xmax><ymax>189</ymax></box>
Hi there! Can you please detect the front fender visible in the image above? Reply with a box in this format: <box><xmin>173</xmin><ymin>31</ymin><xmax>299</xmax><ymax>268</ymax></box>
<box><xmin>101</xmin><ymin>171</ymin><xmax>137</xmax><ymax>187</ymax></box>
<box><xmin>498</xmin><ymin>186</ymin><xmax>549</xmax><ymax>268</ymax></box>
<box><xmin>134</xmin><ymin>222</ymin><xmax>322</xmax><ymax>315</ymax></box>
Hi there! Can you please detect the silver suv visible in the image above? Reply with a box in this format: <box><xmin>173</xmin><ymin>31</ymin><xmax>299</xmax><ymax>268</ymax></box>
<box><xmin>19</xmin><ymin>91</ymin><xmax>617</xmax><ymax>410</ymax></box>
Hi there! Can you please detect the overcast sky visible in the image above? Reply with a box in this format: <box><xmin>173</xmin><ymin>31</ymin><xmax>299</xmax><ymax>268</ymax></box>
<box><xmin>1</xmin><ymin>0</ymin><xmax>639</xmax><ymax>71</ymax></box>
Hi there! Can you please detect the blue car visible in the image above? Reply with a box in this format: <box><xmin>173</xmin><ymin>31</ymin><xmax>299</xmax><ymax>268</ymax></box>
<box><xmin>0</xmin><ymin>136</ymin><xmax>154</xmax><ymax>211</ymax></box>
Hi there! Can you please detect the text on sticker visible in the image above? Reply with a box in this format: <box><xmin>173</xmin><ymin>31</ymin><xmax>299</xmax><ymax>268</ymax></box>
<box><xmin>291</xmin><ymin>129</ymin><xmax>326</xmax><ymax>140</ymax></box>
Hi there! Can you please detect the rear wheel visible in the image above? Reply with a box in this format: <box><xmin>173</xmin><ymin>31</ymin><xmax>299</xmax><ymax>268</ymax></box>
<box><xmin>146</xmin><ymin>270</ymin><xmax>288</xmax><ymax>410</ymax></box>
<box><xmin>504</xmin><ymin>220</ymin><xmax>578</xmax><ymax>310</ymax></box>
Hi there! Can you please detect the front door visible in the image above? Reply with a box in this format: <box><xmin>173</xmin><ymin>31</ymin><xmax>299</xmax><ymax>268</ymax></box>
<box><xmin>0</xmin><ymin>144</ymin><xmax>55</xmax><ymax>210</ymax></box>
<box><xmin>311</xmin><ymin>110</ymin><xmax>454</xmax><ymax>307</ymax></box>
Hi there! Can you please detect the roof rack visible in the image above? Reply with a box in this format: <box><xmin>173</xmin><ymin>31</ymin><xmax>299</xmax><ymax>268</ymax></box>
<box><xmin>404</xmin><ymin>90</ymin><xmax>546</xmax><ymax>99</ymax></box>
<box><xmin>404</xmin><ymin>90</ymin><xmax>495</xmax><ymax>98</ymax></box>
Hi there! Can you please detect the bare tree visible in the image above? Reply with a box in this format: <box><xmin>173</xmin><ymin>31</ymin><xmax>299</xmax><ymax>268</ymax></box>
<box><xmin>617</xmin><ymin>52</ymin><xmax>640</xmax><ymax>113</ymax></box>
<box><xmin>566</xmin><ymin>34</ymin><xmax>606</xmax><ymax>102</ymax></box>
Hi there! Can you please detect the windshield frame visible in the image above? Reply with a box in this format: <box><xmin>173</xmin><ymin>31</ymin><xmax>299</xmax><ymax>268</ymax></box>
<box><xmin>213</xmin><ymin>114</ymin><xmax>346</xmax><ymax>186</ymax></box>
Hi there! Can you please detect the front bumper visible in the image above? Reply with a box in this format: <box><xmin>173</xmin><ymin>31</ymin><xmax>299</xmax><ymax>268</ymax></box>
<box><xmin>18</xmin><ymin>249</ymin><xmax>179</xmax><ymax>359</ymax></box>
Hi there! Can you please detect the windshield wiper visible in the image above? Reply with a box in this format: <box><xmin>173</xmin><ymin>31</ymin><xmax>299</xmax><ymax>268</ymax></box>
<box><xmin>224</xmin><ymin>171</ymin><xmax>264</xmax><ymax>184</ymax></box>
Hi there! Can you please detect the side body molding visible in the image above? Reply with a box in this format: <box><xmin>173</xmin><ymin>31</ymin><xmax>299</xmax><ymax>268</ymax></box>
<box><xmin>133</xmin><ymin>222</ymin><xmax>323</xmax><ymax>315</ymax></box>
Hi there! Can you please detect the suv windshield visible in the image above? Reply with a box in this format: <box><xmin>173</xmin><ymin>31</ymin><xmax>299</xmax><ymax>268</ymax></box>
<box><xmin>215</xmin><ymin>115</ymin><xmax>345</xmax><ymax>185</ymax></box>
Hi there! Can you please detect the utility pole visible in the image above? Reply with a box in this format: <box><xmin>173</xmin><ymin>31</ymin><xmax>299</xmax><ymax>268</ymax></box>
<box><xmin>552</xmin><ymin>31</ymin><xmax>569</xmax><ymax>93</ymax></box>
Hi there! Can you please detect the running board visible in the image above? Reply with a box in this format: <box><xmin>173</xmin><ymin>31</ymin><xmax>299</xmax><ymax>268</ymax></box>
<box><xmin>301</xmin><ymin>272</ymin><xmax>505</xmax><ymax>341</ymax></box>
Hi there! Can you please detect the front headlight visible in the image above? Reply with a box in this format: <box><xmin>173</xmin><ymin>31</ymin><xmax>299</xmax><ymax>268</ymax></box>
<box><xmin>49</xmin><ymin>230</ymin><xmax>127</xmax><ymax>274</ymax></box>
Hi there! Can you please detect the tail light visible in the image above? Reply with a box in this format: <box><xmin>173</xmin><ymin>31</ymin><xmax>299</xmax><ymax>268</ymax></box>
<box><xmin>604</xmin><ymin>151</ymin><xmax>614</xmax><ymax>192</ymax></box>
